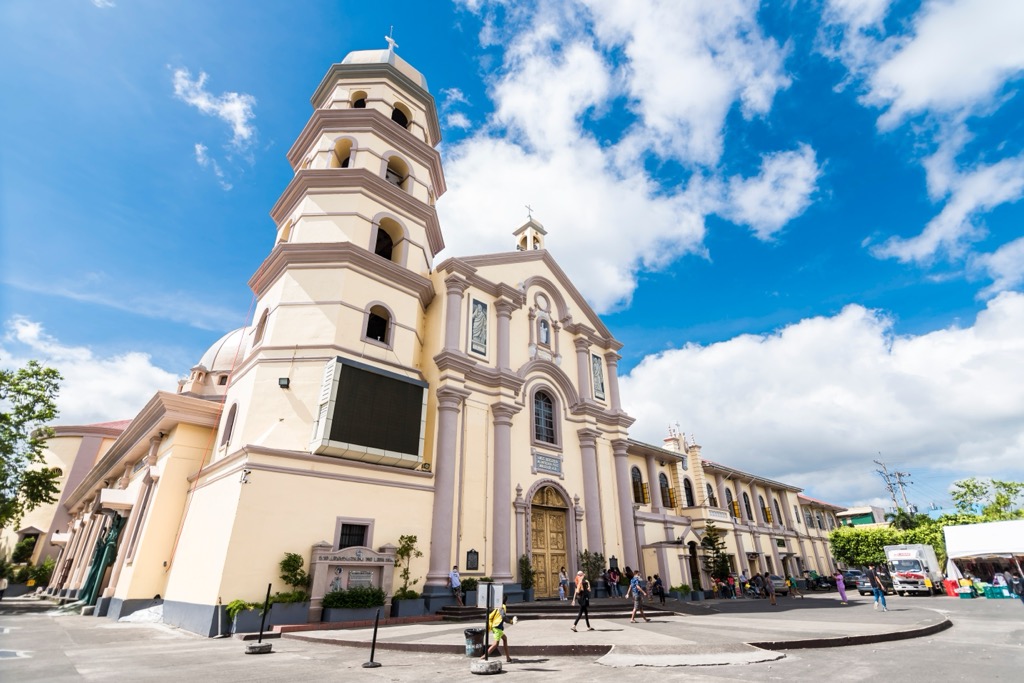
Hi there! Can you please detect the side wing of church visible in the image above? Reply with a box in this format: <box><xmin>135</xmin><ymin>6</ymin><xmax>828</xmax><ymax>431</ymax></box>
<box><xmin>36</xmin><ymin>44</ymin><xmax>842</xmax><ymax>635</ymax></box>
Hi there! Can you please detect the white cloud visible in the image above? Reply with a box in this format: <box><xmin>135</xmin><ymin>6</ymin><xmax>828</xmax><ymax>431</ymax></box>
<box><xmin>865</xmin><ymin>0</ymin><xmax>1024</xmax><ymax>130</ymax></box>
<box><xmin>1</xmin><ymin>317</ymin><xmax>179</xmax><ymax>426</ymax></box>
<box><xmin>724</xmin><ymin>145</ymin><xmax>821</xmax><ymax>240</ymax></box>
<box><xmin>445</xmin><ymin>112</ymin><xmax>472</xmax><ymax>130</ymax></box>
<box><xmin>973</xmin><ymin>237</ymin><xmax>1024</xmax><ymax>298</ymax></box>
<box><xmin>871</xmin><ymin>154</ymin><xmax>1024</xmax><ymax>263</ymax></box>
<box><xmin>587</xmin><ymin>0</ymin><xmax>792</xmax><ymax>165</ymax></box>
<box><xmin>91</xmin><ymin>0</ymin><xmax>116</xmax><ymax>8</ymax></box>
<box><xmin>172</xmin><ymin>67</ymin><xmax>257</xmax><ymax>149</ymax></box>
<box><xmin>620</xmin><ymin>291</ymin><xmax>1024</xmax><ymax>505</ymax></box>
<box><xmin>443</xmin><ymin>0</ymin><xmax>807</xmax><ymax>311</ymax></box>
<box><xmin>194</xmin><ymin>142</ymin><xmax>233</xmax><ymax>191</ymax></box>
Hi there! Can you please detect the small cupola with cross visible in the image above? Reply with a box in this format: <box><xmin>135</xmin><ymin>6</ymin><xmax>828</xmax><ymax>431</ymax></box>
<box><xmin>514</xmin><ymin>207</ymin><xmax>547</xmax><ymax>251</ymax></box>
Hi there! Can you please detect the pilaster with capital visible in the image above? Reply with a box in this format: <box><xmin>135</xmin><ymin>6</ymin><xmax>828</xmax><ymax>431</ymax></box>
<box><xmin>426</xmin><ymin>386</ymin><xmax>471</xmax><ymax>586</ymax></box>
<box><xmin>443</xmin><ymin>277</ymin><xmax>470</xmax><ymax>352</ymax></box>
<box><xmin>577</xmin><ymin>429</ymin><xmax>604</xmax><ymax>553</ymax></box>
<box><xmin>611</xmin><ymin>440</ymin><xmax>638</xmax><ymax>568</ymax></box>
<box><xmin>645</xmin><ymin>455</ymin><xmax>663</xmax><ymax>512</ymax></box>
<box><xmin>490</xmin><ymin>401</ymin><xmax>521</xmax><ymax>582</ymax></box>
<box><xmin>514</xmin><ymin>485</ymin><xmax>527</xmax><ymax>564</ymax></box>
<box><xmin>495</xmin><ymin>299</ymin><xmax>515</xmax><ymax>370</ymax></box>
<box><xmin>573</xmin><ymin>338</ymin><xmax>592</xmax><ymax>401</ymax></box>
<box><xmin>603</xmin><ymin>352</ymin><xmax>623</xmax><ymax>412</ymax></box>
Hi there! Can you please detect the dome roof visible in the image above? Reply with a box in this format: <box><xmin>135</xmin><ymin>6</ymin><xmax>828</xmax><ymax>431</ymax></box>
<box><xmin>341</xmin><ymin>48</ymin><xmax>429</xmax><ymax>91</ymax></box>
<box><xmin>195</xmin><ymin>327</ymin><xmax>250</xmax><ymax>373</ymax></box>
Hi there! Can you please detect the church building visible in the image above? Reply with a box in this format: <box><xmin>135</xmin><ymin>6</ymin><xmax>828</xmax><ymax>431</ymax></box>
<box><xmin>38</xmin><ymin>44</ymin><xmax>842</xmax><ymax>635</ymax></box>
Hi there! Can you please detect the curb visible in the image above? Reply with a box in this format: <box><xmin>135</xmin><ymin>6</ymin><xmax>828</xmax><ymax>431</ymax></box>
<box><xmin>748</xmin><ymin>615</ymin><xmax>953</xmax><ymax>650</ymax></box>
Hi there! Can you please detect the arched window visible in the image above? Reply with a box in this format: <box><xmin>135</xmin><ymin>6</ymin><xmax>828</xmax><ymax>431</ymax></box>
<box><xmin>351</xmin><ymin>91</ymin><xmax>367</xmax><ymax>108</ymax></box>
<box><xmin>220</xmin><ymin>403</ymin><xmax>238</xmax><ymax>447</ymax></box>
<box><xmin>815</xmin><ymin>512</ymin><xmax>825</xmax><ymax>529</ymax></box>
<box><xmin>743</xmin><ymin>492</ymin><xmax>753</xmax><ymax>520</ymax></box>
<box><xmin>706</xmin><ymin>483</ymin><xmax>717</xmax><ymax>507</ymax></box>
<box><xmin>774</xmin><ymin>499</ymin><xmax>783</xmax><ymax>526</ymax></box>
<box><xmin>658</xmin><ymin>473</ymin><xmax>675</xmax><ymax>507</ymax></box>
<box><xmin>758</xmin><ymin>495</ymin><xmax>769</xmax><ymax>523</ymax></box>
<box><xmin>365</xmin><ymin>305</ymin><xmax>391</xmax><ymax>344</ymax></box>
<box><xmin>533</xmin><ymin>390</ymin><xmax>556</xmax><ymax>444</ymax></box>
<box><xmin>631</xmin><ymin>466</ymin><xmax>647</xmax><ymax>505</ymax></box>
<box><xmin>683</xmin><ymin>478</ymin><xmax>695</xmax><ymax>507</ymax></box>
<box><xmin>331</xmin><ymin>138</ymin><xmax>353</xmax><ymax>168</ymax></box>
<box><xmin>384</xmin><ymin>156</ymin><xmax>410</xmax><ymax>190</ymax></box>
<box><xmin>218</xmin><ymin>374</ymin><xmax>229</xmax><ymax>386</ymax></box>
<box><xmin>726</xmin><ymin>488</ymin><xmax>738</xmax><ymax>518</ymax></box>
<box><xmin>391</xmin><ymin>103</ymin><xmax>411</xmax><ymax>128</ymax></box>
<box><xmin>538</xmin><ymin>319</ymin><xmax>551</xmax><ymax>346</ymax></box>
<box><xmin>254</xmin><ymin>310</ymin><xmax>269</xmax><ymax>345</ymax></box>
<box><xmin>374</xmin><ymin>228</ymin><xmax>394</xmax><ymax>261</ymax></box>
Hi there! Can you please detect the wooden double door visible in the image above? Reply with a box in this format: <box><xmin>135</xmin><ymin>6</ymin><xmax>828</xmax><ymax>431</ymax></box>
<box><xmin>530</xmin><ymin>486</ymin><xmax>569</xmax><ymax>598</ymax></box>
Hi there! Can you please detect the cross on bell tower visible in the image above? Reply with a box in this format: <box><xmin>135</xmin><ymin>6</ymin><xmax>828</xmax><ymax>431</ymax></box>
<box><xmin>513</xmin><ymin>213</ymin><xmax>547</xmax><ymax>251</ymax></box>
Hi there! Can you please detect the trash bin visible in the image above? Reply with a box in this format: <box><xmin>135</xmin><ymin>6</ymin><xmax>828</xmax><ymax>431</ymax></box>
<box><xmin>464</xmin><ymin>628</ymin><xmax>485</xmax><ymax>657</ymax></box>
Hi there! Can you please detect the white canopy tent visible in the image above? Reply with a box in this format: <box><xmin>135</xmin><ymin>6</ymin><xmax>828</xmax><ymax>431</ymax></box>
<box><xmin>944</xmin><ymin>520</ymin><xmax>1024</xmax><ymax>575</ymax></box>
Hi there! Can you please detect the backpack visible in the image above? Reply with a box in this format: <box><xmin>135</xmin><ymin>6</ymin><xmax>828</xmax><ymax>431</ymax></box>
<box><xmin>488</xmin><ymin>607</ymin><xmax>504</xmax><ymax>630</ymax></box>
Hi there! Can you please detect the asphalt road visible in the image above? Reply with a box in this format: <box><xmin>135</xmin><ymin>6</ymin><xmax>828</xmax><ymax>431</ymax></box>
<box><xmin>1</xmin><ymin>593</ymin><xmax>1021</xmax><ymax>681</ymax></box>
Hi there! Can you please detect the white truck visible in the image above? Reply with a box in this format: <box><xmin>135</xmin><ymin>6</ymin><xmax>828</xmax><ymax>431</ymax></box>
<box><xmin>884</xmin><ymin>544</ymin><xmax>943</xmax><ymax>596</ymax></box>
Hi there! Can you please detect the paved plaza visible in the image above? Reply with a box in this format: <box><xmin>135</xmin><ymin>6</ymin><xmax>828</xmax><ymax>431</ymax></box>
<box><xmin>0</xmin><ymin>592</ymin><xmax>1020</xmax><ymax>681</ymax></box>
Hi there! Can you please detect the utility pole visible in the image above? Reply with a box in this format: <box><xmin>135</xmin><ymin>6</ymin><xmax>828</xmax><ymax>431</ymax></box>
<box><xmin>893</xmin><ymin>470</ymin><xmax>914</xmax><ymax>512</ymax></box>
<box><xmin>874</xmin><ymin>458</ymin><xmax>900</xmax><ymax>510</ymax></box>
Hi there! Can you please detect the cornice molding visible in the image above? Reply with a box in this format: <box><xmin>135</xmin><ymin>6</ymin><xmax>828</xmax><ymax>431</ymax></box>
<box><xmin>248</xmin><ymin>241</ymin><xmax>435</xmax><ymax>308</ymax></box>
<box><xmin>51</xmin><ymin>424</ymin><xmax>128</xmax><ymax>439</ymax></box>
<box><xmin>286</xmin><ymin>108</ymin><xmax>446</xmax><ymax>197</ymax></box>
<box><xmin>309</xmin><ymin>62</ymin><xmax>441</xmax><ymax>145</ymax></box>
<box><xmin>65</xmin><ymin>392</ymin><xmax>222</xmax><ymax>510</ymax></box>
<box><xmin>269</xmin><ymin>168</ymin><xmax>445</xmax><ymax>257</ymax></box>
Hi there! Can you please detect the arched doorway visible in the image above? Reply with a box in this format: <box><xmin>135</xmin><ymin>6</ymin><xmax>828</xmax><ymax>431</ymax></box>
<box><xmin>530</xmin><ymin>485</ymin><xmax>569</xmax><ymax>598</ymax></box>
<box><xmin>688</xmin><ymin>541</ymin><xmax>702</xmax><ymax>591</ymax></box>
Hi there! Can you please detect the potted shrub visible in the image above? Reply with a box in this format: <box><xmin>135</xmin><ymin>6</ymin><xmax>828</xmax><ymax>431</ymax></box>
<box><xmin>270</xmin><ymin>552</ymin><xmax>311</xmax><ymax>625</ymax></box>
<box><xmin>460</xmin><ymin>577</ymin><xmax>479</xmax><ymax>606</ymax></box>
<box><xmin>226</xmin><ymin>599</ymin><xmax>262</xmax><ymax>633</ymax></box>
<box><xmin>518</xmin><ymin>554</ymin><xmax>535</xmax><ymax>602</ymax></box>
<box><xmin>390</xmin><ymin>535</ymin><xmax>426</xmax><ymax>617</ymax></box>
<box><xmin>669</xmin><ymin>583</ymin><xmax>691</xmax><ymax>600</ymax></box>
<box><xmin>322</xmin><ymin>586</ymin><xmax>386</xmax><ymax>622</ymax></box>
<box><xmin>577</xmin><ymin>549</ymin><xmax>605</xmax><ymax>600</ymax></box>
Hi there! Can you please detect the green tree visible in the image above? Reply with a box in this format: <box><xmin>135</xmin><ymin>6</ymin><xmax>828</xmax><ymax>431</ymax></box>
<box><xmin>828</xmin><ymin>525</ymin><xmax>903</xmax><ymax>566</ymax></box>
<box><xmin>393</xmin><ymin>534</ymin><xmax>423</xmax><ymax>599</ymax></box>
<box><xmin>985</xmin><ymin>480</ymin><xmax>1024</xmax><ymax>520</ymax></box>
<box><xmin>949</xmin><ymin>477</ymin><xmax>1024</xmax><ymax>520</ymax></box>
<box><xmin>700</xmin><ymin>522</ymin><xmax>731</xmax><ymax>581</ymax></box>
<box><xmin>1</xmin><ymin>360</ymin><xmax>63</xmax><ymax>530</ymax></box>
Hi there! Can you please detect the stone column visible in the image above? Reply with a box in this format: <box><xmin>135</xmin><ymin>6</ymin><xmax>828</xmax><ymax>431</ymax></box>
<box><xmin>577</xmin><ymin>429</ymin><xmax>604</xmax><ymax>553</ymax></box>
<box><xmin>574</xmin><ymin>338</ymin><xmax>592</xmax><ymax>400</ymax></box>
<box><xmin>495</xmin><ymin>300</ymin><xmax>515</xmax><ymax>370</ymax></box>
<box><xmin>603</xmin><ymin>352</ymin><xmax>623</xmax><ymax>412</ymax></box>
<box><xmin>645</xmin><ymin>455</ymin><xmax>663</xmax><ymax>512</ymax></box>
<box><xmin>68</xmin><ymin>508</ymin><xmax>103</xmax><ymax>593</ymax></box>
<box><xmin>514</xmin><ymin>485</ymin><xmax>527</xmax><ymax>563</ymax></box>
<box><xmin>443</xmin><ymin>277</ymin><xmax>469</xmax><ymax>351</ymax></box>
<box><xmin>490</xmin><ymin>401</ymin><xmax>520</xmax><ymax>583</ymax></box>
<box><xmin>733</xmin><ymin>529</ymin><xmax>749</xmax><ymax>575</ymax></box>
<box><xmin>425</xmin><ymin>386</ymin><xmax>471</xmax><ymax>587</ymax></box>
<box><xmin>677</xmin><ymin>552</ymin><xmax>690</xmax><ymax>588</ymax></box>
<box><xmin>611</xmin><ymin>440</ymin><xmax>638</xmax><ymax>568</ymax></box>
<box><xmin>635</xmin><ymin>514</ymin><xmax>648</xmax><ymax>577</ymax></box>
<box><xmin>573</xmin><ymin>496</ymin><xmax>584</xmax><ymax>562</ymax></box>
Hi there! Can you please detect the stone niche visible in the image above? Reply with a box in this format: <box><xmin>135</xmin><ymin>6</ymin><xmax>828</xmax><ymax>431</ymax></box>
<box><xmin>309</xmin><ymin>541</ymin><xmax>396</xmax><ymax>622</ymax></box>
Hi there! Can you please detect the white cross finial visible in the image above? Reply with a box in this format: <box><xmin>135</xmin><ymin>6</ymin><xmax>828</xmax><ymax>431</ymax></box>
<box><xmin>525</xmin><ymin>204</ymin><xmax>533</xmax><ymax>220</ymax></box>
<box><xmin>385</xmin><ymin>26</ymin><xmax>398</xmax><ymax>53</ymax></box>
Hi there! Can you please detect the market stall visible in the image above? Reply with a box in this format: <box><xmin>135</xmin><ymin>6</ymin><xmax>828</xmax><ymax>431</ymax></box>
<box><xmin>943</xmin><ymin>520</ymin><xmax>1024</xmax><ymax>599</ymax></box>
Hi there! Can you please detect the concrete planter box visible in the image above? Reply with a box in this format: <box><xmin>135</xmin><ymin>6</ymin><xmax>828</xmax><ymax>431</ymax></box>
<box><xmin>232</xmin><ymin>602</ymin><xmax>310</xmax><ymax>634</ymax></box>
<box><xmin>390</xmin><ymin>597</ymin><xmax>426</xmax><ymax>618</ymax></box>
<box><xmin>690</xmin><ymin>591</ymin><xmax>705</xmax><ymax>602</ymax></box>
<box><xmin>522</xmin><ymin>588</ymin><xmax>534</xmax><ymax>602</ymax></box>
<box><xmin>322</xmin><ymin>606</ymin><xmax>384</xmax><ymax>623</ymax></box>
<box><xmin>464</xmin><ymin>590</ymin><xmax>477</xmax><ymax>606</ymax></box>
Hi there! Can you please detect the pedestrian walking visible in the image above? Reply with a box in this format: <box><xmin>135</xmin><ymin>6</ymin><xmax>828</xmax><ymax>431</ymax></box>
<box><xmin>571</xmin><ymin>579</ymin><xmax>594</xmax><ymax>631</ymax></box>
<box><xmin>571</xmin><ymin>570</ymin><xmax>584</xmax><ymax>606</ymax></box>
<box><xmin>763</xmin><ymin>572</ymin><xmax>777</xmax><ymax>606</ymax></box>
<box><xmin>559</xmin><ymin>567</ymin><xmax>569</xmax><ymax>601</ymax></box>
<box><xmin>787</xmin><ymin>574</ymin><xmax>804</xmax><ymax>598</ymax></box>
<box><xmin>627</xmin><ymin>569</ymin><xmax>651</xmax><ymax>623</ymax></box>
<box><xmin>866</xmin><ymin>563</ymin><xmax>888</xmax><ymax>612</ymax></box>
<box><xmin>653</xmin><ymin>574</ymin><xmax>666</xmax><ymax>604</ymax></box>
<box><xmin>481</xmin><ymin>595</ymin><xmax>515</xmax><ymax>663</ymax></box>
<box><xmin>834</xmin><ymin>570</ymin><xmax>848</xmax><ymax>605</ymax></box>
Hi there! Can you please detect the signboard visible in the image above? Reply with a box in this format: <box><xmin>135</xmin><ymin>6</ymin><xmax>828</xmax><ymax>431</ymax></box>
<box><xmin>348</xmin><ymin>570</ymin><xmax>374</xmax><ymax>589</ymax></box>
<box><xmin>476</xmin><ymin>583</ymin><xmax>504</xmax><ymax>609</ymax></box>
<box><xmin>532</xmin><ymin>451</ymin><xmax>563</xmax><ymax>477</ymax></box>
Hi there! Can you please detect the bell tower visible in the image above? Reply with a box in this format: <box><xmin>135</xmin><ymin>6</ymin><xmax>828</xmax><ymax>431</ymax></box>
<box><xmin>219</xmin><ymin>42</ymin><xmax>446</xmax><ymax>460</ymax></box>
<box><xmin>513</xmin><ymin>217</ymin><xmax>547</xmax><ymax>251</ymax></box>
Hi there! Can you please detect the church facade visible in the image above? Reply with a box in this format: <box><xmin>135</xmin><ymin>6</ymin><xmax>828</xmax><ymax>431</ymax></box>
<box><xmin>38</xmin><ymin>45</ymin><xmax>842</xmax><ymax>635</ymax></box>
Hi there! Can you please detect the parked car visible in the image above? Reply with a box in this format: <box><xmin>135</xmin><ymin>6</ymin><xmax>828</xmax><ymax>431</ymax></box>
<box><xmin>769</xmin><ymin>575</ymin><xmax>789</xmax><ymax>596</ymax></box>
<box><xmin>856</xmin><ymin>571</ymin><xmax>894</xmax><ymax>596</ymax></box>
<box><xmin>842</xmin><ymin>570</ymin><xmax>864</xmax><ymax>587</ymax></box>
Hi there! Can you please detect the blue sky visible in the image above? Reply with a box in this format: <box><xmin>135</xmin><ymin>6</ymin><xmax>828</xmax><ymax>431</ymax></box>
<box><xmin>3</xmin><ymin>0</ymin><xmax>1024</xmax><ymax>510</ymax></box>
